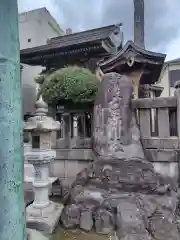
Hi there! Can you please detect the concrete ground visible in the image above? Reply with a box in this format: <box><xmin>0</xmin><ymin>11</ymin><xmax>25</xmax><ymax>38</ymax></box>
<box><xmin>27</xmin><ymin>229</ymin><xmax>49</xmax><ymax>240</ymax></box>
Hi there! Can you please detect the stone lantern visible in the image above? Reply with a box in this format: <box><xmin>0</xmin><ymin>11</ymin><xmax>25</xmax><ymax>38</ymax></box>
<box><xmin>24</xmin><ymin>97</ymin><xmax>63</xmax><ymax>234</ymax></box>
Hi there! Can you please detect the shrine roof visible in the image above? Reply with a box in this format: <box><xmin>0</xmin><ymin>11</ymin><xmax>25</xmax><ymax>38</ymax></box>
<box><xmin>98</xmin><ymin>41</ymin><xmax>166</xmax><ymax>84</ymax></box>
<box><xmin>99</xmin><ymin>41</ymin><xmax>166</xmax><ymax>70</ymax></box>
<box><xmin>20</xmin><ymin>24</ymin><xmax>122</xmax><ymax>65</ymax></box>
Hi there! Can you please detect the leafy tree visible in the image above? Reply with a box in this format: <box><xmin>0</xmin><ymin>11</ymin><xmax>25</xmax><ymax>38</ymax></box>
<box><xmin>37</xmin><ymin>66</ymin><xmax>99</xmax><ymax>106</ymax></box>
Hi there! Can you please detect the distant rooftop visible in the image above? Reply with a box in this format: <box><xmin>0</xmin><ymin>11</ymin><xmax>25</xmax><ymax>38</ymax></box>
<box><xmin>165</xmin><ymin>57</ymin><xmax>180</xmax><ymax>64</ymax></box>
<box><xmin>19</xmin><ymin>7</ymin><xmax>46</xmax><ymax>14</ymax></box>
<box><xmin>19</xmin><ymin>7</ymin><xmax>64</xmax><ymax>35</ymax></box>
<box><xmin>19</xmin><ymin>7</ymin><xmax>50</xmax><ymax>21</ymax></box>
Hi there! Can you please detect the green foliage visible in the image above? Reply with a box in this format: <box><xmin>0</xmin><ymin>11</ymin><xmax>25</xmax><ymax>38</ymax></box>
<box><xmin>38</xmin><ymin>66</ymin><xmax>99</xmax><ymax>105</ymax></box>
<box><xmin>35</xmin><ymin>74</ymin><xmax>46</xmax><ymax>84</ymax></box>
<box><xmin>35</xmin><ymin>68</ymin><xmax>55</xmax><ymax>84</ymax></box>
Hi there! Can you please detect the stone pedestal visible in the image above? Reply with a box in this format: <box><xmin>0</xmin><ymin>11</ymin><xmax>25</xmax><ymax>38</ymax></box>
<box><xmin>27</xmin><ymin>201</ymin><xmax>63</xmax><ymax>234</ymax></box>
<box><xmin>24</xmin><ymin>98</ymin><xmax>64</xmax><ymax>234</ymax></box>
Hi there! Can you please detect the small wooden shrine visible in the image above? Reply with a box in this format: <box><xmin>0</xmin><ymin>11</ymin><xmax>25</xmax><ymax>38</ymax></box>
<box><xmin>98</xmin><ymin>0</ymin><xmax>166</xmax><ymax>98</ymax></box>
<box><xmin>98</xmin><ymin>40</ymin><xmax>166</xmax><ymax>98</ymax></box>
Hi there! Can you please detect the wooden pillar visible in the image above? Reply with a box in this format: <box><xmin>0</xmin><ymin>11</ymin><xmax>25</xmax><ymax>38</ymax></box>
<box><xmin>62</xmin><ymin>113</ymin><xmax>71</xmax><ymax>147</ymax></box>
<box><xmin>126</xmin><ymin>69</ymin><xmax>143</xmax><ymax>99</ymax></box>
<box><xmin>77</xmin><ymin>113</ymin><xmax>86</xmax><ymax>137</ymax></box>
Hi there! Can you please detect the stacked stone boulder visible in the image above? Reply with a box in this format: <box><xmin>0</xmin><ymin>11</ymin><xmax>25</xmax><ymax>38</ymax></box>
<box><xmin>61</xmin><ymin>73</ymin><xmax>180</xmax><ymax>239</ymax></box>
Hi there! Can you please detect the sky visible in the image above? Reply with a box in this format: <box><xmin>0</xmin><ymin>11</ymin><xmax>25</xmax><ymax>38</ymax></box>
<box><xmin>18</xmin><ymin>0</ymin><xmax>180</xmax><ymax>61</ymax></box>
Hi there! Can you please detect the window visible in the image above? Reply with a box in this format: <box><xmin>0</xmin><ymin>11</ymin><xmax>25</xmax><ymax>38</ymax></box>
<box><xmin>169</xmin><ymin>70</ymin><xmax>180</xmax><ymax>87</ymax></box>
<box><xmin>28</xmin><ymin>38</ymin><xmax>31</xmax><ymax>43</ymax></box>
<box><xmin>32</xmin><ymin>135</ymin><xmax>40</xmax><ymax>149</ymax></box>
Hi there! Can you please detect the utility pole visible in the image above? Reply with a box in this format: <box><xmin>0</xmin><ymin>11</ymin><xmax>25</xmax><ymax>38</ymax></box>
<box><xmin>0</xmin><ymin>1</ymin><xmax>27</xmax><ymax>239</ymax></box>
<box><xmin>133</xmin><ymin>0</ymin><xmax>145</xmax><ymax>48</ymax></box>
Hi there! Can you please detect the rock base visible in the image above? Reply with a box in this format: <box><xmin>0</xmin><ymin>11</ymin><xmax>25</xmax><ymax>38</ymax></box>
<box><xmin>61</xmin><ymin>73</ymin><xmax>180</xmax><ymax>239</ymax></box>
<box><xmin>61</xmin><ymin>158</ymin><xmax>180</xmax><ymax>239</ymax></box>
<box><xmin>26</xmin><ymin>201</ymin><xmax>64</xmax><ymax>234</ymax></box>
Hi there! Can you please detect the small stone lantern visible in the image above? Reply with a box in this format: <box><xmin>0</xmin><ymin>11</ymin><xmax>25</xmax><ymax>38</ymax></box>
<box><xmin>24</xmin><ymin>97</ymin><xmax>63</xmax><ymax>233</ymax></box>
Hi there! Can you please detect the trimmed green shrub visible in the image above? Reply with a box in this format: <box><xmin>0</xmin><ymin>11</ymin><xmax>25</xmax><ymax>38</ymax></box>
<box><xmin>38</xmin><ymin>66</ymin><xmax>99</xmax><ymax>106</ymax></box>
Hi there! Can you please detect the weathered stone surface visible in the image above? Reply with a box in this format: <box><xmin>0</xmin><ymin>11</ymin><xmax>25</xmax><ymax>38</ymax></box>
<box><xmin>116</xmin><ymin>232</ymin><xmax>151</xmax><ymax>240</ymax></box>
<box><xmin>94</xmin><ymin>209</ymin><xmax>115</xmax><ymax>234</ymax></box>
<box><xmin>61</xmin><ymin>73</ymin><xmax>179</xmax><ymax>238</ymax></box>
<box><xmin>148</xmin><ymin>210</ymin><xmax>179</xmax><ymax>240</ymax></box>
<box><xmin>116</xmin><ymin>196</ymin><xmax>149</xmax><ymax>239</ymax></box>
<box><xmin>93</xmin><ymin>73</ymin><xmax>145</xmax><ymax>160</ymax></box>
<box><xmin>61</xmin><ymin>204</ymin><xmax>81</xmax><ymax>228</ymax></box>
<box><xmin>176</xmin><ymin>200</ymin><xmax>180</xmax><ymax>231</ymax></box>
<box><xmin>116</xmin><ymin>195</ymin><xmax>179</xmax><ymax>240</ymax></box>
<box><xmin>73</xmin><ymin>188</ymin><xmax>105</xmax><ymax>205</ymax></box>
<box><xmin>102</xmin><ymin>193</ymin><xmax>131</xmax><ymax>212</ymax></box>
<box><xmin>80</xmin><ymin>205</ymin><xmax>94</xmax><ymax>231</ymax></box>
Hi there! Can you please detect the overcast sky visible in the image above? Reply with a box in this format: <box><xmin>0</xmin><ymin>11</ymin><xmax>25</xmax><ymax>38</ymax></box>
<box><xmin>18</xmin><ymin>0</ymin><xmax>180</xmax><ymax>61</ymax></box>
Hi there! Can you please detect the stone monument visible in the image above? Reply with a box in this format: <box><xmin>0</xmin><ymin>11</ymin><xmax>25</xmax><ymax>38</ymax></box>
<box><xmin>24</xmin><ymin>97</ymin><xmax>64</xmax><ymax>234</ymax></box>
<box><xmin>61</xmin><ymin>73</ymin><xmax>180</xmax><ymax>239</ymax></box>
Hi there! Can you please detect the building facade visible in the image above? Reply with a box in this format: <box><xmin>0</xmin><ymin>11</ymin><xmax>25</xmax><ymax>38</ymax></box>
<box><xmin>156</xmin><ymin>58</ymin><xmax>180</xmax><ymax>97</ymax></box>
<box><xmin>19</xmin><ymin>7</ymin><xmax>64</xmax><ymax>117</ymax></box>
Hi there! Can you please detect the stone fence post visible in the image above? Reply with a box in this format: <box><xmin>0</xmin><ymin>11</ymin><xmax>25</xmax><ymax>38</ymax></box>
<box><xmin>174</xmin><ymin>80</ymin><xmax>180</xmax><ymax>187</ymax></box>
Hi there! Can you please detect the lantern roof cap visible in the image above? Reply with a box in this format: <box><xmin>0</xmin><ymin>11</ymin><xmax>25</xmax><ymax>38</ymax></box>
<box><xmin>24</xmin><ymin>97</ymin><xmax>60</xmax><ymax>132</ymax></box>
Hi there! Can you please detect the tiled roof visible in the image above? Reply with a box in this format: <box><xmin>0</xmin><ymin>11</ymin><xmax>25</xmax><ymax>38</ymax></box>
<box><xmin>99</xmin><ymin>41</ymin><xmax>166</xmax><ymax>70</ymax></box>
<box><xmin>20</xmin><ymin>24</ymin><xmax>122</xmax><ymax>55</ymax></box>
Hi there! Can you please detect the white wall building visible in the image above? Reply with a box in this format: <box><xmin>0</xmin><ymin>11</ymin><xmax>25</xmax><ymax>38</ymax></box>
<box><xmin>19</xmin><ymin>8</ymin><xmax>64</xmax><ymax>117</ymax></box>
<box><xmin>156</xmin><ymin>58</ymin><xmax>180</xmax><ymax>97</ymax></box>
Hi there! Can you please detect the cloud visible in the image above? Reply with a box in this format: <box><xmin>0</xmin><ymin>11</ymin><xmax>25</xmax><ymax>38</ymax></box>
<box><xmin>166</xmin><ymin>34</ymin><xmax>180</xmax><ymax>61</ymax></box>
<box><xmin>18</xmin><ymin>0</ymin><xmax>52</xmax><ymax>12</ymax></box>
<box><xmin>18</xmin><ymin>0</ymin><xmax>180</xmax><ymax>59</ymax></box>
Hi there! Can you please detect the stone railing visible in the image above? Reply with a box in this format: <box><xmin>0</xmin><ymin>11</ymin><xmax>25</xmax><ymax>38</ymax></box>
<box><xmin>132</xmin><ymin>94</ymin><xmax>179</xmax><ymax>181</ymax></box>
<box><xmin>132</xmin><ymin>96</ymin><xmax>178</xmax><ymax>148</ymax></box>
<box><xmin>55</xmin><ymin>111</ymin><xmax>92</xmax><ymax>149</ymax></box>
<box><xmin>51</xmin><ymin>111</ymin><xmax>93</xmax><ymax>186</ymax></box>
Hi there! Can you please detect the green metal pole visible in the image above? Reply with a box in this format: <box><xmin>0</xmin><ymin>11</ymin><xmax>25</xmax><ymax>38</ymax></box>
<box><xmin>0</xmin><ymin>1</ymin><xmax>27</xmax><ymax>240</ymax></box>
